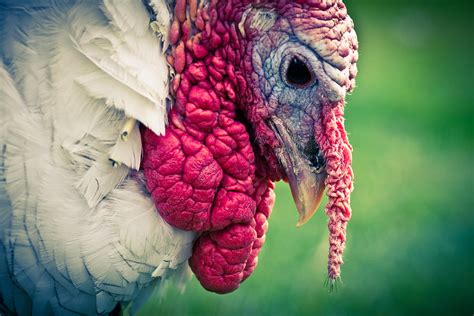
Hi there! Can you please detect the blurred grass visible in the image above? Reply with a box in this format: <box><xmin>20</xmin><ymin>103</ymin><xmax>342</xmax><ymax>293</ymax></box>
<box><xmin>139</xmin><ymin>1</ymin><xmax>473</xmax><ymax>315</ymax></box>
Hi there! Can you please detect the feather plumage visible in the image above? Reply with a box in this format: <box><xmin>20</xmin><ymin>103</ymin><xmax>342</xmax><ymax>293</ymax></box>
<box><xmin>0</xmin><ymin>1</ymin><xmax>195</xmax><ymax>315</ymax></box>
<box><xmin>110</xmin><ymin>121</ymin><xmax>143</xmax><ymax>170</ymax></box>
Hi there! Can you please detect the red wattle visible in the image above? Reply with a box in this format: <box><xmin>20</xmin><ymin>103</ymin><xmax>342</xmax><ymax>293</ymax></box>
<box><xmin>189</xmin><ymin>181</ymin><xmax>274</xmax><ymax>293</ymax></box>
<box><xmin>141</xmin><ymin>0</ymin><xmax>275</xmax><ymax>292</ymax></box>
<box><xmin>142</xmin><ymin>117</ymin><xmax>274</xmax><ymax>292</ymax></box>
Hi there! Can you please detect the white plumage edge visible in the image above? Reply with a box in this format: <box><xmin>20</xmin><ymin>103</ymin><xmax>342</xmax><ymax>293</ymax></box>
<box><xmin>0</xmin><ymin>1</ymin><xmax>196</xmax><ymax>315</ymax></box>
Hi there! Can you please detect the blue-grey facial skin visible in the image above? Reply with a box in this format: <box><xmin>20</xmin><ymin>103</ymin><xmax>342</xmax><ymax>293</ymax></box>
<box><xmin>251</xmin><ymin>26</ymin><xmax>324</xmax><ymax>164</ymax></box>
<box><xmin>248</xmin><ymin>22</ymin><xmax>328</xmax><ymax>225</ymax></box>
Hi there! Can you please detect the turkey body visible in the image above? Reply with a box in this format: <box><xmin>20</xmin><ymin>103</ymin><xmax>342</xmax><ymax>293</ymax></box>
<box><xmin>0</xmin><ymin>0</ymin><xmax>360</xmax><ymax>313</ymax></box>
<box><xmin>0</xmin><ymin>1</ymin><xmax>195</xmax><ymax>315</ymax></box>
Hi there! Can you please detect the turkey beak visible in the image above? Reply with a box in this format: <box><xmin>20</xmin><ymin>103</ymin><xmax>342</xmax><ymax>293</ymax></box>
<box><xmin>270</xmin><ymin>117</ymin><xmax>327</xmax><ymax>227</ymax></box>
<box><xmin>292</xmin><ymin>168</ymin><xmax>326</xmax><ymax>227</ymax></box>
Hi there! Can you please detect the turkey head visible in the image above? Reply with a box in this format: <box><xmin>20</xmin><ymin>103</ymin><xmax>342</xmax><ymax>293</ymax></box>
<box><xmin>142</xmin><ymin>0</ymin><xmax>358</xmax><ymax>293</ymax></box>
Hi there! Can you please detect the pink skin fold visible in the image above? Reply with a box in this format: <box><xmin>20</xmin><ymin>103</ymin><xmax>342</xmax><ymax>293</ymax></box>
<box><xmin>316</xmin><ymin>100</ymin><xmax>353</xmax><ymax>281</ymax></box>
<box><xmin>142</xmin><ymin>0</ymin><xmax>357</xmax><ymax>293</ymax></box>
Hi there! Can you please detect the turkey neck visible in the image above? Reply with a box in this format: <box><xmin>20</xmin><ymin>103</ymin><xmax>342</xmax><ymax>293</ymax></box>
<box><xmin>141</xmin><ymin>0</ymin><xmax>275</xmax><ymax>294</ymax></box>
<box><xmin>168</xmin><ymin>0</ymin><xmax>289</xmax><ymax>180</ymax></box>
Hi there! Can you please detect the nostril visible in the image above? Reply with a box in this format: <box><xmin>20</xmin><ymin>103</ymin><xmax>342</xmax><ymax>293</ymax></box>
<box><xmin>304</xmin><ymin>138</ymin><xmax>325</xmax><ymax>172</ymax></box>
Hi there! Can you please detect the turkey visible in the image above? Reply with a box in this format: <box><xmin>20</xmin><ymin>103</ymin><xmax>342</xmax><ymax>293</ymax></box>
<box><xmin>0</xmin><ymin>0</ymin><xmax>358</xmax><ymax>314</ymax></box>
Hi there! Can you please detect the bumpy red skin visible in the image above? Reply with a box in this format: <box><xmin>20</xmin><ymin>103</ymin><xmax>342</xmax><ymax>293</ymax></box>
<box><xmin>142</xmin><ymin>0</ymin><xmax>277</xmax><ymax>293</ymax></box>
<box><xmin>316</xmin><ymin>100</ymin><xmax>353</xmax><ymax>281</ymax></box>
<box><xmin>142</xmin><ymin>0</ymin><xmax>357</xmax><ymax>293</ymax></box>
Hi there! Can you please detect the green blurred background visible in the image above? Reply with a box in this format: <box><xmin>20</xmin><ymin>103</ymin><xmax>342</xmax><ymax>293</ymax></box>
<box><xmin>140</xmin><ymin>1</ymin><xmax>473</xmax><ymax>315</ymax></box>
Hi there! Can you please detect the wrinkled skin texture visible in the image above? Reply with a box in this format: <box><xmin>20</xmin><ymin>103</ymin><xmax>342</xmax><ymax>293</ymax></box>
<box><xmin>142</xmin><ymin>0</ymin><xmax>358</xmax><ymax>293</ymax></box>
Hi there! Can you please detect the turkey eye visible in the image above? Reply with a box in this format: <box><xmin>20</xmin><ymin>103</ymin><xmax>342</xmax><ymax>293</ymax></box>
<box><xmin>286</xmin><ymin>57</ymin><xmax>314</xmax><ymax>87</ymax></box>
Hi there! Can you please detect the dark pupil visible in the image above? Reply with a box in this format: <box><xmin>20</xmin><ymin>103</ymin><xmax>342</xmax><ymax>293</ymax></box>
<box><xmin>286</xmin><ymin>57</ymin><xmax>312</xmax><ymax>86</ymax></box>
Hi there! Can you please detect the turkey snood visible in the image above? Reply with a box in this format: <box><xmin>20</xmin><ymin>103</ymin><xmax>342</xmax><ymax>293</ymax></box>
<box><xmin>142</xmin><ymin>0</ymin><xmax>358</xmax><ymax>293</ymax></box>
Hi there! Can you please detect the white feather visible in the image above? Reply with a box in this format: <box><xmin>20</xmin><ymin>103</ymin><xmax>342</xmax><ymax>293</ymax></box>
<box><xmin>69</xmin><ymin>2</ymin><xmax>169</xmax><ymax>135</ymax></box>
<box><xmin>76</xmin><ymin>162</ymin><xmax>129</xmax><ymax>208</ymax></box>
<box><xmin>110</xmin><ymin>121</ymin><xmax>143</xmax><ymax>170</ymax></box>
<box><xmin>0</xmin><ymin>1</ymin><xmax>197</xmax><ymax>315</ymax></box>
